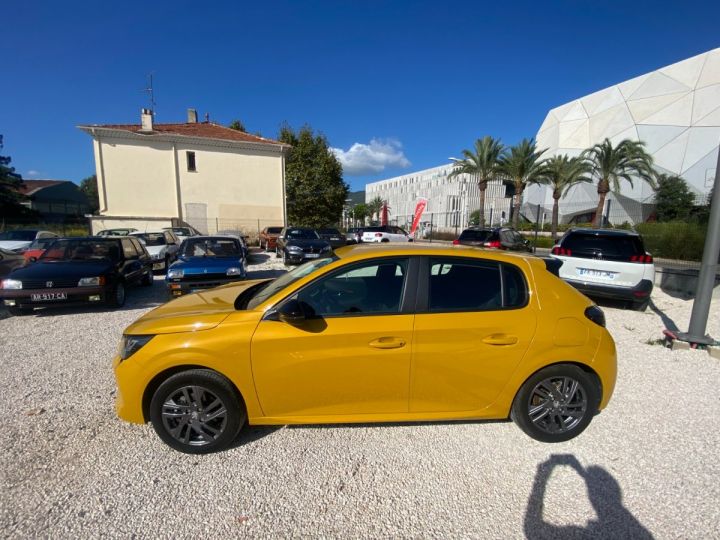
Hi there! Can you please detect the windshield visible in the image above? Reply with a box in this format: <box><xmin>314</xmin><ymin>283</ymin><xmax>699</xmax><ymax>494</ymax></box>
<box><xmin>318</xmin><ymin>228</ymin><xmax>340</xmax><ymax>236</ymax></box>
<box><xmin>181</xmin><ymin>238</ymin><xmax>241</xmax><ymax>258</ymax></box>
<box><xmin>169</xmin><ymin>228</ymin><xmax>191</xmax><ymax>236</ymax></box>
<box><xmin>132</xmin><ymin>233</ymin><xmax>166</xmax><ymax>246</ymax></box>
<box><xmin>459</xmin><ymin>229</ymin><xmax>493</xmax><ymax>242</ymax></box>
<box><xmin>0</xmin><ymin>230</ymin><xmax>36</xmax><ymax>241</ymax></box>
<box><xmin>39</xmin><ymin>239</ymin><xmax>121</xmax><ymax>262</ymax></box>
<box><xmin>286</xmin><ymin>229</ymin><xmax>319</xmax><ymax>240</ymax></box>
<box><xmin>29</xmin><ymin>237</ymin><xmax>58</xmax><ymax>249</ymax></box>
<box><xmin>267</xmin><ymin>227</ymin><xmax>283</xmax><ymax>234</ymax></box>
<box><xmin>245</xmin><ymin>256</ymin><xmax>337</xmax><ymax>310</ymax></box>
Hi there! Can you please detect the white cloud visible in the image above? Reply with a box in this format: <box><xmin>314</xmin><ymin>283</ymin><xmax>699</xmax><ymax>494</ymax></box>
<box><xmin>26</xmin><ymin>170</ymin><xmax>40</xmax><ymax>177</ymax></box>
<box><xmin>332</xmin><ymin>139</ymin><xmax>411</xmax><ymax>176</ymax></box>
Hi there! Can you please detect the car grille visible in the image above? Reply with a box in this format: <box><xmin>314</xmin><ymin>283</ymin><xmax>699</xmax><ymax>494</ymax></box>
<box><xmin>21</xmin><ymin>278</ymin><xmax>79</xmax><ymax>289</ymax></box>
<box><xmin>302</xmin><ymin>247</ymin><xmax>322</xmax><ymax>254</ymax></box>
<box><xmin>177</xmin><ymin>273</ymin><xmax>227</xmax><ymax>282</ymax></box>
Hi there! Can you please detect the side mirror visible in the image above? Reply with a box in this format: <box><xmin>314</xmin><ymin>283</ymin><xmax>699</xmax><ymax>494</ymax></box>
<box><xmin>277</xmin><ymin>299</ymin><xmax>306</xmax><ymax>323</ymax></box>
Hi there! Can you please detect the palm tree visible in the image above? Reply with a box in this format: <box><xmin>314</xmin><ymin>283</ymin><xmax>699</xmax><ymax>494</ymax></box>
<box><xmin>448</xmin><ymin>136</ymin><xmax>505</xmax><ymax>228</ymax></box>
<box><xmin>537</xmin><ymin>155</ymin><xmax>592</xmax><ymax>241</ymax></box>
<box><xmin>498</xmin><ymin>139</ymin><xmax>547</xmax><ymax>228</ymax></box>
<box><xmin>582</xmin><ymin>138</ymin><xmax>656</xmax><ymax>228</ymax></box>
<box><xmin>367</xmin><ymin>196</ymin><xmax>384</xmax><ymax>223</ymax></box>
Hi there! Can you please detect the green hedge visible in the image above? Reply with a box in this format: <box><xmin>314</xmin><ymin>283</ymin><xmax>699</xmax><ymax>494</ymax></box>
<box><xmin>636</xmin><ymin>222</ymin><xmax>706</xmax><ymax>261</ymax></box>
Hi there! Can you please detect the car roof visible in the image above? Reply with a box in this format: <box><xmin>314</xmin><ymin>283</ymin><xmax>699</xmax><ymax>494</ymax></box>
<box><xmin>566</xmin><ymin>227</ymin><xmax>640</xmax><ymax>237</ymax></box>
<box><xmin>183</xmin><ymin>235</ymin><xmax>239</xmax><ymax>241</ymax></box>
<box><xmin>333</xmin><ymin>243</ymin><xmax>539</xmax><ymax>264</ymax></box>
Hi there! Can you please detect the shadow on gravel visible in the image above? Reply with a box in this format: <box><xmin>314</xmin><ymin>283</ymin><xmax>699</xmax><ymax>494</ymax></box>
<box><xmin>286</xmin><ymin>419</ymin><xmax>509</xmax><ymax>431</ymax></box>
<box><xmin>524</xmin><ymin>454</ymin><xmax>653</xmax><ymax>539</ymax></box>
<box><xmin>248</xmin><ymin>252</ymin><xmax>274</xmax><ymax>264</ymax></box>
<box><xmin>649</xmin><ymin>299</ymin><xmax>679</xmax><ymax>332</ymax></box>
<box><xmin>228</xmin><ymin>425</ymin><xmax>283</xmax><ymax>450</ymax></box>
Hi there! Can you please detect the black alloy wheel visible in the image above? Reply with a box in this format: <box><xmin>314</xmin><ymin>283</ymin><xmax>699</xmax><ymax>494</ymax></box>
<box><xmin>149</xmin><ymin>369</ymin><xmax>246</xmax><ymax>454</ymax></box>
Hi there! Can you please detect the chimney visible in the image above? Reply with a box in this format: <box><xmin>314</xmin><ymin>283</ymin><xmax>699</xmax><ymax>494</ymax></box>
<box><xmin>140</xmin><ymin>108</ymin><xmax>153</xmax><ymax>131</ymax></box>
<box><xmin>187</xmin><ymin>108</ymin><xmax>198</xmax><ymax>123</ymax></box>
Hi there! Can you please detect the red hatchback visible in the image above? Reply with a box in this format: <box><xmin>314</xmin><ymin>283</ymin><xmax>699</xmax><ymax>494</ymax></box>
<box><xmin>259</xmin><ymin>226</ymin><xmax>283</xmax><ymax>252</ymax></box>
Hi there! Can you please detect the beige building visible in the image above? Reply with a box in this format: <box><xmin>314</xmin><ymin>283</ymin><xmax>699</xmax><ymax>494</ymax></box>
<box><xmin>78</xmin><ymin>109</ymin><xmax>289</xmax><ymax>235</ymax></box>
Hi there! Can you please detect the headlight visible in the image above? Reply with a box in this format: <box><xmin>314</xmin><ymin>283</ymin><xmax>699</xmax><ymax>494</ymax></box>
<box><xmin>226</xmin><ymin>267</ymin><xmax>242</xmax><ymax>276</ymax></box>
<box><xmin>1</xmin><ymin>279</ymin><xmax>22</xmax><ymax>290</ymax></box>
<box><xmin>78</xmin><ymin>276</ymin><xmax>105</xmax><ymax>287</ymax></box>
<box><xmin>167</xmin><ymin>268</ymin><xmax>184</xmax><ymax>279</ymax></box>
<box><xmin>118</xmin><ymin>335</ymin><xmax>154</xmax><ymax>360</ymax></box>
<box><xmin>287</xmin><ymin>245</ymin><xmax>302</xmax><ymax>252</ymax></box>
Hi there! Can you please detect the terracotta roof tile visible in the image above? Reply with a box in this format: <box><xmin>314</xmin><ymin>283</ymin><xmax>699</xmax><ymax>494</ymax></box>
<box><xmin>86</xmin><ymin>122</ymin><xmax>286</xmax><ymax>145</ymax></box>
<box><xmin>18</xmin><ymin>180</ymin><xmax>69</xmax><ymax>196</ymax></box>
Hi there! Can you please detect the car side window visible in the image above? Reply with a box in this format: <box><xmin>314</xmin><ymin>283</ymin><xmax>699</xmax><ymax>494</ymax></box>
<box><xmin>296</xmin><ymin>258</ymin><xmax>408</xmax><ymax>317</ymax></box>
<box><xmin>130</xmin><ymin>238</ymin><xmax>146</xmax><ymax>256</ymax></box>
<box><xmin>428</xmin><ymin>257</ymin><xmax>527</xmax><ymax>312</ymax></box>
<box><xmin>121</xmin><ymin>239</ymin><xmax>138</xmax><ymax>259</ymax></box>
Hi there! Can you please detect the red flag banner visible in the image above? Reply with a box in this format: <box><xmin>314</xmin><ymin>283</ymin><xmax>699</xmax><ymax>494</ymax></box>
<box><xmin>410</xmin><ymin>198</ymin><xmax>427</xmax><ymax>236</ymax></box>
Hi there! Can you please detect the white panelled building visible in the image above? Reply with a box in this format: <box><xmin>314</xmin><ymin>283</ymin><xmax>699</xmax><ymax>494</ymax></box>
<box><xmin>365</xmin><ymin>164</ymin><xmax>512</xmax><ymax>233</ymax></box>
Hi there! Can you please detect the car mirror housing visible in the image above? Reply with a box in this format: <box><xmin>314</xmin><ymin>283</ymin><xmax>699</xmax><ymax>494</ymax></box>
<box><xmin>277</xmin><ymin>299</ymin><xmax>306</xmax><ymax>323</ymax></box>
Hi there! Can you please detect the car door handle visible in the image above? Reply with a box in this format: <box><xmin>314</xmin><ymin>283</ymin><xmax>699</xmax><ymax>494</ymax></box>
<box><xmin>369</xmin><ymin>337</ymin><xmax>406</xmax><ymax>349</ymax></box>
<box><xmin>482</xmin><ymin>334</ymin><xmax>518</xmax><ymax>346</ymax></box>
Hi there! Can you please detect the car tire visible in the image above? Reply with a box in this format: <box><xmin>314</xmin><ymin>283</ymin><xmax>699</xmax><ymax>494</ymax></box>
<box><xmin>107</xmin><ymin>281</ymin><xmax>126</xmax><ymax>308</ymax></box>
<box><xmin>282</xmin><ymin>250</ymin><xmax>289</xmax><ymax>266</ymax></box>
<box><xmin>149</xmin><ymin>369</ymin><xmax>246</xmax><ymax>454</ymax></box>
<box><xmin>381</xmin><ymin>238</ymin><xmax>390</xmax><ymax>243</ymax></box>
<box><xmin>276</xmin><ymin>247</ymin><xmax>281</xmax><ymax>258</ymax></box>
<box><xmin>141</xmin><ymin>269</ymin><xmax>153</xmax><ymax>286</ymax></box>
<box><xmin>511</xmin><ymin>364</ymin><xmax>599</xmax><ymax>443</ymax></box>
<box><xmin>7</xmin><ymin>305</ymin><xmax>30</xmax><ymax>316</ymax></box>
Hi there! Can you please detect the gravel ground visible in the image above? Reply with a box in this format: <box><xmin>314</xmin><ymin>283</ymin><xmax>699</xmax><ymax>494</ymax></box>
<box><xmin>1</xmin><ymin>250</ymin><xmax>719</xmax><ymax>538</ymax></box>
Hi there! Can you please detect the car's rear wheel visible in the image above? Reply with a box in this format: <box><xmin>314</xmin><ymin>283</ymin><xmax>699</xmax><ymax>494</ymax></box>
<box><xmin>511</xmin><ymin>364</ymin><xmax>599</xmax><ymax>443</ymax></box>
<box><xmin>149</xmin><ymin>369</ymin><xmax>246</xmax><ymax>454</ymax></box>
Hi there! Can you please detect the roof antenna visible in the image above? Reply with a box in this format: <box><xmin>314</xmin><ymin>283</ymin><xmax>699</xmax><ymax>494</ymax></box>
<box><xmin>204</xmin><ymin>112</ymin><xmax>210</xmax><ymax>123</ymax></box>
<box><xmin>142</xmin><ymin>72</ymin><xmax>157</xmax><ymax>117</ymax></box>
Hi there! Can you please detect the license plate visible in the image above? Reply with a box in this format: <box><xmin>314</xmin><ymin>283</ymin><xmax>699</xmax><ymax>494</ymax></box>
<box><xmin>577</xmin><ymin>268</ymin><xmax>616</xmax><ymax>280</ymax></box>
<box><xmin>305</xmin><ymin>253</ymin><xmax>320</xmax><ymax>259</ymax></box>
<box><xmin>31</xmin><ymin>292</ymin><xmax>67</xmax><ymax>302</ymax></box>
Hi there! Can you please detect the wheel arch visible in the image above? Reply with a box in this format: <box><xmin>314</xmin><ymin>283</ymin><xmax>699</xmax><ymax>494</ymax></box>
<box><xmin>141</xmin><ymin>364</ymin><xmax>247</xmax><ymax>423</ymax></box>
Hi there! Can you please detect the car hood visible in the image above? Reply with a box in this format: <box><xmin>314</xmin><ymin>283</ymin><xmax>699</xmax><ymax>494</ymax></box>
<box><xmin>170</xmin><ymin>256</ymin><xmax>244</xmax><ymax>274</ymax></box>
<box><xmin>0</xmin><ymin>240</ymin><xmax>31</xmax><ymax>251</ymax></box>
<box><xmin>286</xmin><ymin>239</ymin><xmax>329</xmax><ymax>249</ymax></box>
<box><xmin>6</xmin><ymin>259</ymin><xmax>115</xmax><ymax>281</ymax></box>
<box><xmin>125</xmin><ymin>279</ymin><xmax>268</xmax><ymax>334</ymax></box>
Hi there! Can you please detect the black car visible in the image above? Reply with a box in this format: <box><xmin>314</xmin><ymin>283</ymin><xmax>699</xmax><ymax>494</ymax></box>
<box><xmin>0</xmin><ymin>237</ymin><xmax>153</xmax><ymax>315</ymax></box>
<box><xmin>453</xmin><ymin>226</ymin><xmax>532</xmax><ymax>252</ymax></box>
<box><xmin>276</xmin><ymin>227</ymin><xmax>332</xmax><ymax>265</ymax></box>
<box><xmin>317</xmin><ymin>227</ymin><xmax>347</xmax><ymax>249</ymax></box>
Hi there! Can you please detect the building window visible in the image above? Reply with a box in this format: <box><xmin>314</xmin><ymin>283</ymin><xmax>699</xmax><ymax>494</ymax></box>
<box><xmin>186</xmin><ymin>151</ymin><xmax>197</xmax><ymax>172</ymax></box>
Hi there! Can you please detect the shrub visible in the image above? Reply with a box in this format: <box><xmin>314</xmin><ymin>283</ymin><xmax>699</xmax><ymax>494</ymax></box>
<box><xmin>636</xmin><ymin>221</ymin><xmax>706</xmax><ymax>261</ymax></box>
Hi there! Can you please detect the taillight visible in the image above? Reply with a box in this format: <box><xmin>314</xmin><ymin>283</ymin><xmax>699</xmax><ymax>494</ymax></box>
<box><xmin>630</xmin><ymin>254</ymin><xmax>653</xmax><ymax>263</ymax></box>
<box><xmin>483</xmin><ymin>240</ymin><xmax>502</xmax><ymax>248</ymax></box>
<box><xmin>552</xmin><ymin>247</ymin><xmax>572</xmax><ymax>256</ymax></box>
<box><xmin>375</xmin><ymin>233</ymin><xmax>383</xmax><ymax>237</ymax></box>
<box><xmin>584</xmin><ymin>305</ymin><xmax>606</xmax><ymax>327</ymax></box>
<box><xmin>452</xmin><ymin>239</ymin><xmax>460</xmax><ymax>245</ymax></box>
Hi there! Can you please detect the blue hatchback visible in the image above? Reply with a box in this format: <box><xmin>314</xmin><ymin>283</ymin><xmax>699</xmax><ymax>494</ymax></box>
<box><xmin>166</xmin><ymin>236</ymin><xmax>247</xmax><ymax>297</ymax></box>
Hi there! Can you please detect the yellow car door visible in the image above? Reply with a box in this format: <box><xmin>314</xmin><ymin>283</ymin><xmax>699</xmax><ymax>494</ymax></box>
<box><xmin>410</xmin><ymin>256</ymin><xmax>537</xmax><ymax>413</ymax></box>
<box><xmin>251</xmin><ymin>257</ymin><xmax>415</xmax><ymax>418</ymax></box>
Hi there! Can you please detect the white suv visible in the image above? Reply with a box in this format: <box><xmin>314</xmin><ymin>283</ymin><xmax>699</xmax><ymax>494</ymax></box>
<box><xmin>550</xmin><ymin>228</ymin><xmax>655</xmax><ymax>311</ymax></box>
<box><xmin>361</xmin><ymin>226</ymin><xmax>412</xmax><ymax>243</ymax></box>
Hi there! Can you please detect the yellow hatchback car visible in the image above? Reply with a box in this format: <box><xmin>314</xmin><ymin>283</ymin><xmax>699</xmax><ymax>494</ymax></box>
<box><xmin>113</xmin><ymin>244</ymin><xmax>616</xmax><ymax>454</ymax></box>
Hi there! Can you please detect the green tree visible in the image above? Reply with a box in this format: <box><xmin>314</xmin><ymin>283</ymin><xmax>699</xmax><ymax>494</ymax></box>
<box><xmin>79</xmin><ymin>174</ymin><xmax>100</xmax><ymax>214</ymax></box>
<box><xmin>582</xmin><ymin>138</ymin><xmax>655</xmax><ymax>228</ymax></box>
<box><xmin>449</xmin><ymin>136</ymin><xmax>505</xmax><ymax>227</ymax></box>
<box><xmin>351</xmin><ymin>203</ymin><xmax>368</xmax><ymax>224</ymax></box>
<box><xmin>278</xmin><ymin>124</ymin><xmax>348</xmax><ymax>228</ymax></box>
<box><xmin>228</xmin><ymin>119</ymin><xmax>246</xmax><ymax>132</ymax></box>
<box><xmin>367</xmin><ymin>196</ymin><xmax>384</xmax><ymax>223</ymax></box>
<box><xmin>654</xmin><ymin>174</ymin><xmax>695</xmax><ymax>222</ymax></box>
<box><xmin>0</xmin><ymin>135</ymin><xmax>29</xmax><ymax>218</ymax></box>
<box><xmin>498</xmin><ymin>139</ymin><xmax>547</xmax><ymax>228</ymax></box>
<box><xmin>537</xmin><ymin>155</ymin><xmax>592</xmax><ymax>240</ymax></box>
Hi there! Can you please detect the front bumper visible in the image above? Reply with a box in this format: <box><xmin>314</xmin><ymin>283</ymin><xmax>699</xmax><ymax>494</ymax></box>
<box><xmin>565</xmin><ymin>278</ymin><xmax>653</xmax><ymax>302</ymax></box>
<box><xmin>166</xmin><ymin>276</ymin><xmax>245</xmax><ymax>296</ymax></box>
<box><xmin>0</xmin><ymin>285</ymin><xmax>109</xmax><ymax>309</ymax></box>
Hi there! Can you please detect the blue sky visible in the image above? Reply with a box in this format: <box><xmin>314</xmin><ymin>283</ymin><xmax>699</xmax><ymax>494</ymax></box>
<box><xmin>2</xmin><ymin>1</ymin><xmax>718</xmax><ymax>192</ymax></box>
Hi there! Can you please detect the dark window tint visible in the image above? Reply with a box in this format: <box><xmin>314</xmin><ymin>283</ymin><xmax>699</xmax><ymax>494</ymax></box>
<box><xmin>297</xmin><ymin>259</ymin><xmax>407</xmax><ymax>317</ymax></box>
<box><xmin>267</xmin><ymin>227</ymin><xmax>283</xmax><ymax>234</ymax></box>
<box><xmin>503</xmin><ymin>264</ymin><xmax>528</xmax><ymax>307</ymax></box>
<box><xmin>186</xmin><ymin>151</ymin><xmax>197</xmax><ymax>172</ymax></box>
<box><xmin>286</xmin><ymin>228</ymin><xmax>319</xmax><ymax>239</ymax></box>
<box><xmin>121</xmin><ymin>239</ymin><xmax>138</xmax><ymax>258</ymax></box>
<box><xmin>363</xmin><ymin>226</ymin><xmax>390</xmax><ymax>233</ymax></box>
<box><xmin>562</xmin><ymin>232</ymin><xmax>645</xmax><ymax>260</ymax></box>
<box><xmin>458</xmin><ymin>229</ymin><xmax>493</xmax><ymax>242</ymax></box>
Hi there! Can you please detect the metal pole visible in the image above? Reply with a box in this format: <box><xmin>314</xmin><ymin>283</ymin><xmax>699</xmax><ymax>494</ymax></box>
<box><xmin>429</xmin><ymin>213</ymin><xmax>434</xmax><ymax>243</ymax></box>
<box><xmin>680</xmin><ymin>150</ymin><xmax>720</xmax><ymax>344</ymax></box>
<box><xmin>533</xmin><ymin>204</ymin><xmax>541</xmax><ymax>253</ymax></box>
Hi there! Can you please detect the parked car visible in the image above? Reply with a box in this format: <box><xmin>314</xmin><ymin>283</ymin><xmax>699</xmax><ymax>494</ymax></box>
<box><xmin>113</xmin><ymin>244</ymin><xmax>616</xmax><ymax>453</ymax></box>
<box><xmin>345</xmin><ymin>227</ymin><xmax>363</xmax><ymax>245</ymax></box>
<box><xmin>129</xmin><ymin>231</ymin><xmax>180</xmax><ymax>273</ymax></box>
<box><xmin>276</xmin><ymin>227</ymin><xmax>332</xmax><ymax>265</ymax></box>
<box><xmin>217</xmin><ymin>230</ymin><xmax>250</xmax><ymax>259</ymax></box>
<box><xmin>453</xmin><ymin>226</ymin><xmax>532</xmax><ymax>252</ymax></box>
<box><xmin>550</xmin><ymin>228</ymin><xmax>655</xmax><ymax>311</ymax></box>
<box><xmin>317</xmin><ymin>227</ymin><xmax>346</xmax><ymax>249</ymax></box>
<box><xmin>23</xmin><ymin>237</ymin><xmax>63</xmax><ymax>263</ymax></box>
<box><xmin>163</xmin><ymin>226</ymin><xmax>199</xmax><ymax>243</ymax></box>
<box><xmin>361</xmin><ymin>225</ymin><xmax>412</xmax><ymax>243</ymax></box>
<box><xmin>0</xmin><ymin>230</ymin><xmax>59</xmax><ymax>252</ymax></box>
<box><xmin>0</xmin><ymin>237</ymin><xmax>153</xmax><ymax>315</ymax></box>
<box><xmin>96</xmin><ymin>228</ymin><xmax>138</xmax><ymax>237</ymax></box>
<box><xmin>166</xmin><ymin>236</ymin><xmax>247</xmax><ymax>297</ymax></box>
<box><xmin>0</xmin><ymin>248</ymin><xmax>25</xmax><ymax>281</ymax></box>
<box><xmin>259</xmin><ymin>226</ymin><xmax>284</xmax><ymax>252</ymax></box>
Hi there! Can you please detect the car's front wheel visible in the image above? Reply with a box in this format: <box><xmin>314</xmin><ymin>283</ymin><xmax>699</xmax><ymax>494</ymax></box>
<box><xmin>149</xmin><ymin>369</ymin><xmax>246</xmax><ymax>454</ymax></box>
<box><xmin>141</xmin><ymin>269</ymin><xmax>153</xmax><ymax>286</ymax></box>
<box><xmin>107</xmin><ymin>281</ymin><xmax>126</xmax><ymax>308</ymax></box>
<box><xmin>511</xmin><ymin>364</ymin><xmax>599</xmax><ymax>443</ymax></box>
